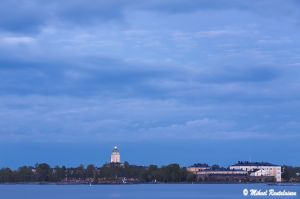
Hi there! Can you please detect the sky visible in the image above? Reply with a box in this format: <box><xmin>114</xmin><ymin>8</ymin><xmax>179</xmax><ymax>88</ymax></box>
<box><xmin>0</xmin><ymin>0</ymin><xmax>300</xmax><ymax>168</ymax></box>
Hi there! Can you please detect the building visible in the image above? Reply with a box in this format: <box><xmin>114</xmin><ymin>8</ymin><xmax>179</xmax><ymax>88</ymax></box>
<box><xmin>197</xmin><ymin>170</ymin><xmax>248</xmax><ymax>175</ymax></box>
<box><xmin>193</xmin><ymin>169</ymin><xmax>249</xmax><ymax>182</ymax></box>
<box><xmin>111</xmin><ymin>146</ymin><xmax>121</xmax><ymax>163</ymax></box>
<box><xmin>187</xmin><ymin>163</ymin><xmax>210</xmax><ymax>174</ymax></box>
<box><xmin>230</xmin><ymin>161</ymin><xmax>282</xmax><ymax>182</ymax></box>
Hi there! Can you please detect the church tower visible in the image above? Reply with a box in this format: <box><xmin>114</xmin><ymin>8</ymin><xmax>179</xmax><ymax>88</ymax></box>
<box><xmin>111</xmin><ymin>146</ymin><xmax>121</xmax><ymax>163</ymax></box>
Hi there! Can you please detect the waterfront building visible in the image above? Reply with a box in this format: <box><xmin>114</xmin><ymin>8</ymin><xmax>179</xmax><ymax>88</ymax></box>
<box><xmin>230</xmin><ymin>161</ymin><xmax>282</xmax><ymax>182</ymax></box>
<box><xmin>196</xmin><ymin>170</ymin><xmax>248</xmax><ymax>175</ymax></box>
<box><xmin>187</xmin><ymin>163</ymin><xmax>210</xmax><ymax>174</ymax></box>
<box><xmin>193</xmin><ymin>169</ymin><xmax>249</xmax><ymax>182</ymax></box>
<box><xmin>111</xmin><ymin>146</ymin><xmax>121</xmax><ymax>163</ymax></box>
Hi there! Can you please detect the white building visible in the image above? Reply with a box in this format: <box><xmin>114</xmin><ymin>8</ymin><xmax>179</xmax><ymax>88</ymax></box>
<box><xmin>230</xmin><ymin>162</ymin><xmax>282</xmax><ymax>182</ymax></box>
<box><xmin>111</xmin><ymin>146</ymin><xmax>121</xmax><ymax>163</ymax></box>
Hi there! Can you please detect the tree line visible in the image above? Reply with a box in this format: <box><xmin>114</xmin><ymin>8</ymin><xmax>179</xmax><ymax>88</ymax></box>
<box><xmin>0</xmin><ymin>162</ymin><xmax>299</xmax><ymax>183</ymax></box>
<box><xmin>0</xmin><ymin>162</ymin><xmax>193</xmax><ymax>183</ymax></box>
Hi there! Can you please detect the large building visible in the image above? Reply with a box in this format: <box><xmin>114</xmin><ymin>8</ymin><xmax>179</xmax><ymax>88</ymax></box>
<box><xmin>230</xmin><ymin>162</ymin><xmax>282</xmax><ymax>182</ymax></box>
<box><xmin>111</xmin><ymin>146</ymin><xmax>121</xmax><ymax>163</ymax></box>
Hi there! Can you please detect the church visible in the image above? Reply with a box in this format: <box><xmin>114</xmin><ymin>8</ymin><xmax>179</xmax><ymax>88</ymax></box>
<box><xmin>111</xmin><ymin>146</ymin><xmax>121</xmax><ymax>163</ymax></box>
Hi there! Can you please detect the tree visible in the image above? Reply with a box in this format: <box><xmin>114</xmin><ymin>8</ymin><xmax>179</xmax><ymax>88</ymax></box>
<box><xmin>124</xmin><ymin>161</ymin><xmax>129</xmax><ymax>169</ymax></box>
<box><xmin>0</xmin><ymin>168</ymin><xmax>14</xmax><ymax>182</ymax></box>
<box><xmin>36</xmin><ymin>163</ymin><xmax>51</xmax><ymax>181</ymax></box>
<box><xmin>86</xmin><ymin>164</ymin><xmax>96</xmax><ymax>178</ymax></box>
<box><xmin>158</xmin><ymin>164</ymin><xmax>185</xmax><ymax>182</ymax></box>
<box><xmin>16</xmin><ymin>166</ymin><xmax>33</xmax><ymax>182</ymax></box>
<box><xmin>75</xmin><ymin>164</ymin><xmax>86</xmax><ymax>178</ymax></box>
<box><xmin>53</xmin><ymin>166</ymin><xmax>66</xmax><ymax>181</ymax></box>
<box><xmin>211</xmin><ymin>165</ymin><xmax>220</xmax><ymax>171</ymax></box>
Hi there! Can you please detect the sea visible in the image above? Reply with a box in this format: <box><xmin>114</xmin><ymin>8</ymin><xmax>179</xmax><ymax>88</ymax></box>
<box><xmin>0</xmin><ymin>184</ymin><xmax>299</xmax><ymax>199</ymax></box>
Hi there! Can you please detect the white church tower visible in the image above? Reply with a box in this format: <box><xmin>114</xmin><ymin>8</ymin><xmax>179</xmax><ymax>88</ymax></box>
<box><xmin>111</xmin><ymin>146</ymin><xmax>121</xmax><ymax>163</ymax></box>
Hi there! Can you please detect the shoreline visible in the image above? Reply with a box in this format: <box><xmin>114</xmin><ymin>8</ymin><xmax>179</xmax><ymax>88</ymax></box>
<box><xmin>1</xmin><ymin>182</ymin><xmax>299</xmax><ymax>185</ymax></box>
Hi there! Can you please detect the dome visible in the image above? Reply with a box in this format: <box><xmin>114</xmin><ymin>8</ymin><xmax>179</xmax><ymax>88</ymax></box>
<box><xmin>112</xmin><ymin>146</ymin><xmax>119</xmax><ymax>153</ymax></box>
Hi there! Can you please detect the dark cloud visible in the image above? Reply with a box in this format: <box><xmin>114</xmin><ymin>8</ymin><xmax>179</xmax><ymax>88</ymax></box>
<box><xmin>1</xmin><ymin>0</ymin><xmax>298</xmax><ymax>33</ymax></box>
<box><xmin>54</xmin><ymin>0</ymin><xmax>127</xmax><ymax>24</ymax></box>
<box><xmin>0</xmin><ymin>0</ymin><xmax>129</xmax><ymax>33</ymax></box>
<box><xmin>138</xmin><ymin>0</ymin><xmax>299</xmax><ymax>17</ymax></box>
<box><xmin>0</xmin><ymin>56</ymin><xmax>174</xmax><ymax>97</ymax></box>
<box><xmin>140</xmin><ymin>0</ymin><xmax>246</xmax><ymax>14</ymax></box>
<box><xmin>0</xmin><ymin>0</ymin><xmax>48</xmax><ymax>33</ymax></box>
<box><xmin>0</xmin><ymin>0</ymin><xmax>300</xmax><ymax>145</ymax></box>
<box><xmin>200</xmin><ymin>66</ymin><xmax>280</xmax><ymax>84</ymax></box>
<box><xmin>0</xmin><ymin>54</ymin><xmax>287</xmax><ymax>106</ymax></box>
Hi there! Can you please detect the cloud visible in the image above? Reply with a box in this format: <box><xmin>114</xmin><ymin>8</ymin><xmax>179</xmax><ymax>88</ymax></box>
<box><xmin>139</xmin><ymin>0</ymin><xmax>300</xmax><ymax>18</ymax></box>
<box><xmin>196</xmin><ymin>30</ymin><xmax>244</xmax><ymax>38</ymax></box>
<box><xmin>0</xmin><ymin>0</ymin><xmax>129</xmax><ymax>33</ymax></box>
<box><xmin>0</xmin><ymin>0</ymin><xmax>47</xmax><ymax>33</ymax></box>
<box><xmin>200</xmin><ymin>65</ymin><xmax>280</xmax><ymax>83</ymax></box>
<box><xmin>0</xmin><ymin>0</ymin><xmax>300</xmax><ymax>143</ymax></box>
<box><xmin>0</xmin><ymin>50</ymin><xmax>283</xmax><ymax>101</ymax></box>
<box><xmin>1</xmin><ymin>0</ymin><xmax>299</xmax><ymax>34</ymax></box>
<box><xmin>1</xmin><ymin>93</ymin><xmax>299</xmax><ymax>143</ymax></box>
<box><xmin>0</xmin><ymin>35</ymin><xmax>34</xmax><ymax>45</ymax></box>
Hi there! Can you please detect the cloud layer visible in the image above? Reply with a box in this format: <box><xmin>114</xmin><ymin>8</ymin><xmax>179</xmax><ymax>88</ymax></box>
<box><xmin>0</xmin><ymin>0</ymin><xmax>300</xmax><ymax>143</ymax></box>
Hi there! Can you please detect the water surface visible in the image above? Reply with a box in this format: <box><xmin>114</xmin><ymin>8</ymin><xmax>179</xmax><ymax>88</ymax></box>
<box><xmin>0</xmin><ymin>184</ymin><xmax>299</xmax><ymax>199</ymax></box>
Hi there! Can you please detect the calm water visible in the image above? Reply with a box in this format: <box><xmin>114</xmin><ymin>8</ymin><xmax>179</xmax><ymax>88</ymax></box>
<box><xmin>0</xmin><ymin>184</ymin><xmax>299</xmax><ymax>199</ymax></box>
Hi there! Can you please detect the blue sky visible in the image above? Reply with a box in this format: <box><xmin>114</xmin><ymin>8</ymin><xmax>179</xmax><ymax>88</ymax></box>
<box><xmin>0</xmin><ymin>0</ymin><xmax>300</xmax><ymax>168</ymax></box>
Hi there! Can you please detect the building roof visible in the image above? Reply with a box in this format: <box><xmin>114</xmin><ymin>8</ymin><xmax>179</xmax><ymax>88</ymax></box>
<box><xmin>189</xmin><ymin>163</ymin><xmax>209</xmax><ymax>168</ymax></box>
<box><xmin>231</xmin><ymin>161</ymin><xmax>279</xmax><ymax>167</ymax></box>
